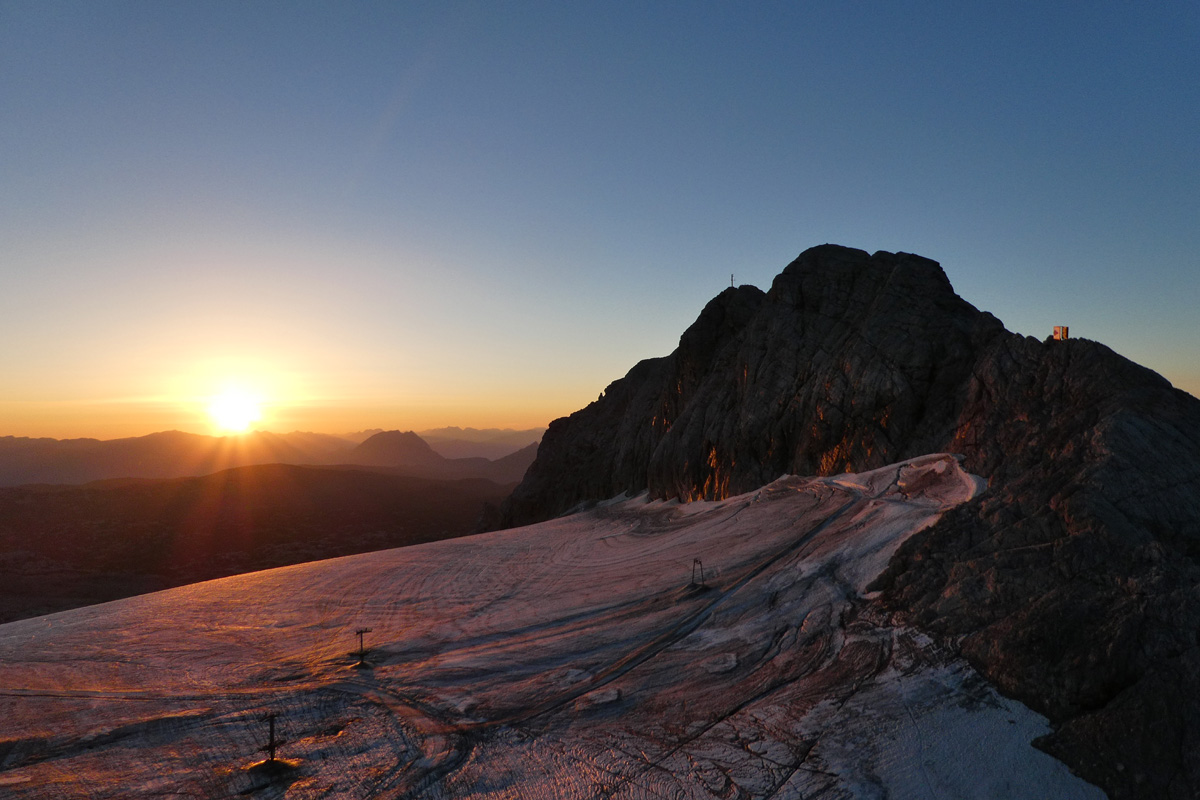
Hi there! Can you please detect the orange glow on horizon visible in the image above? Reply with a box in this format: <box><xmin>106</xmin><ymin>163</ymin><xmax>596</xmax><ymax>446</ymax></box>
<box><xmin>0</xmin><ymin>376</ymin><xmax>588</xmax><ymax>440</ymax></box>
<box><xmin>0</xmin><ymin>399</ymin><xmax>564</xmax><ymax>440</ymax></box>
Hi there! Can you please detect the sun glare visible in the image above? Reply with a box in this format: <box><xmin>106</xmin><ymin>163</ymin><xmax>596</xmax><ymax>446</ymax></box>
<box><xmin>207</xmin><ymin>388</ymin><xmax>262</xmax><ymax>434</ymax></box>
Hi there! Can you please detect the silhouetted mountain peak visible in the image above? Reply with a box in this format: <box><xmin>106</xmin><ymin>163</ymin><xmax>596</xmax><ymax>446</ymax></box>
<box><xmin>502</xmin><ymin>244</ymin><xmax>1200</xmax><ymax>799</ymax></box>
<box><xmin>351</xmin><ymin>430</ymin><xmax>443</xmax><ymax>467</ymax></box>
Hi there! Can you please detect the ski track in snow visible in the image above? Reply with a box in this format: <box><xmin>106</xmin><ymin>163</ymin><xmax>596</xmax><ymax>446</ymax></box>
<box><xmin>0</xmin><ymin>454</ymin><xmax>1103</xmax><ymax>798</ymax></box>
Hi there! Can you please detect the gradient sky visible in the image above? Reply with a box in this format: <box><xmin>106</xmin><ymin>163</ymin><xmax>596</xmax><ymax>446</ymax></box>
<box><xmin>2</xmin><ymin>1</ymin><xmax>1197</xmax><ymax>439</ymax></box>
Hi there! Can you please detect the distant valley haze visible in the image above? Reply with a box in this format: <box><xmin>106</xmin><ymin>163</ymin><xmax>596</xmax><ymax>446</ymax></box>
<box><xmin>0</xmin><ymin>425</ymin><xmax>542</xmax><ymax>622</ymax></box>
<box><xmin>0</xmin><ymin>426</ymin><xmax>544</xmax><ymax>487</ymax></box>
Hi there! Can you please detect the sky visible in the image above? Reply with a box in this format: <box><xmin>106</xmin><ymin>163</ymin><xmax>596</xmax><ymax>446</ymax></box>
<box><xmin>2</xmin><ymin>1</ymin><xmax>1197</xmax><ymax>439</ymax></box>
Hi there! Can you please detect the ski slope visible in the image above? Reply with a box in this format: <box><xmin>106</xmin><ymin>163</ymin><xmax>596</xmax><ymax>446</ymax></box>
<box><xmin>0</xmin><ymin>454</ymin><xmax>1102</xmax><ymax>798</ymax></box>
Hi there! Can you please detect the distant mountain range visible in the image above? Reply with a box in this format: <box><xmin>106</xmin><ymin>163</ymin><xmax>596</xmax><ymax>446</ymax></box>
<box><xmin>0</xmin><ymin>426</ymin><xmax>541</xmax><ymax>623</ymax></box>
<box><xmin>417</xmin><ymin>426</ymin><xmax>546</xmax><ymax>460</ymax></box>
<box><xmin>0</xmin><ymin>427</ymin><xmax>542</xmax><ymax>487</ymax></box>
<box><xmin>343</xmin><ymin>426</ymin><xmax>544</xmax><ymax>457</ymax></box>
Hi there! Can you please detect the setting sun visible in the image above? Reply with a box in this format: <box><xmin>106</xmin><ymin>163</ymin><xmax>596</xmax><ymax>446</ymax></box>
<box><xmin>207</xmin><ymin>388</ymin><xmax>262</xmax><ymax>434</ymax></box>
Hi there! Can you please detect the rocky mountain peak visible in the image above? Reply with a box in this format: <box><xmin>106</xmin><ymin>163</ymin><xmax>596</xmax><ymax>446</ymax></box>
<box><xmin>504</xmin><ymin>245</ymin><xmax>1009</xmax><ymax>524</ymax></box>
<box><xmin>771</xmin><ymin>245</ymin><xmax>956</xmax><ymax>319</ymax></box>
<box><xmin>502</xmin><ymin>244</ymin><xmax>1200</xmax><ymax>799</ymax></box>
<box><xmin>350</xmin><ymin>430</ymin><xmax>442</xmax><ymax>467</ymax></box>
<box><xmin>677</xmin><ymin>284</ymin><xmax>765</xmax><ymax>370</ymax></box>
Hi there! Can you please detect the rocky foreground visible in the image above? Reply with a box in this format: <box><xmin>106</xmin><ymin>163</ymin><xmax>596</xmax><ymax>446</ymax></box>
<box><xmin>504</xmin><ymin>245</ymin><xmax>1200</xmax><ymax>798</ymax></box>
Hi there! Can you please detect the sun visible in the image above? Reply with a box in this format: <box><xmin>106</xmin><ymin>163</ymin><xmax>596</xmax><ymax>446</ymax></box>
<box><xmin>207</xmin><ymin>388</ymin><xmax>262</xmax><ymax>434</ymax></box>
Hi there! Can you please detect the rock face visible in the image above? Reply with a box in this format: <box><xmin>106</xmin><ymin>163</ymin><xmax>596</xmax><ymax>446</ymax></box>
<box><xmin>504</xmin><ymin>244</ymin><xmax>1200</xmax><ymax>799</ymax></box>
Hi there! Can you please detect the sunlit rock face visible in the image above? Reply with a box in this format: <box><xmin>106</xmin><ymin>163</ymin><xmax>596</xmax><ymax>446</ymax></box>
<box><xmin>0</xmin><ymin>456</ymin><xmax>1103</xmax><ymax>798</ymax></box>
<box><xmin>505</xmin><ymin>244</ymin><xmax>1200</xmax><ymax>799</ymax></box>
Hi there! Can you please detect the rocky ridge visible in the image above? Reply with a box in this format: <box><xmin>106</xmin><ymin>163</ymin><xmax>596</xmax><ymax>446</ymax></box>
<box><xmin>503</xmin><ymin>244</ymin><xmax>1200</xmax><ymax>799</ymax></box>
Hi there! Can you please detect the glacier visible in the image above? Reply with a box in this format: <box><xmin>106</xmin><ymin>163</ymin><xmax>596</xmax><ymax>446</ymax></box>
<box><xmin>0</xmin><ymin>454</ymin><xmax>1102</xmax><ymax>798</ymax></box>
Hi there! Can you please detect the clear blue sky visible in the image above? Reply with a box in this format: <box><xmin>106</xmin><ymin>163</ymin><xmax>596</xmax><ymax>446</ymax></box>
<box><xmin>2</xmin><ymin>1</ymin><xmax>1197</xmax><ymax>437</ymax></box>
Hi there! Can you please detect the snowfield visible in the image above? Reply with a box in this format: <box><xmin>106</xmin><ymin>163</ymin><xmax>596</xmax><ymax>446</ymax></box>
<box><xmin>0</xmin><ymin>454</ymin><xmax>1103</xmax><ymax>798</ymax></box>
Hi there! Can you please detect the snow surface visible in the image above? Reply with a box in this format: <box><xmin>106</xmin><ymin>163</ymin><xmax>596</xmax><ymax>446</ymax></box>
<box><xmin>0</xmin><ymin>453</ymin><xmax>1102</xmax><ymax>798</ymax></box>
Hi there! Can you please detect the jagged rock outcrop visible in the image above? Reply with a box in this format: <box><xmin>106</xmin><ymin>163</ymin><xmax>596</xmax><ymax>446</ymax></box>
<box><xmin>506</xmin><ymin>245</ymin><xmax>1006</xmax><ymax>521</ymax></box>
<box><xmin>503</xmin><ymin>244</ymin><xmax>1200</xmax><ymax>799</ymax></box>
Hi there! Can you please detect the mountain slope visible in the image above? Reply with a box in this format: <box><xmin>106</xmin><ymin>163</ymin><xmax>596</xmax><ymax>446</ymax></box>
<box><xmin>348</xmin><ymin>432</ymin><xmax>537</xmax><ymax>484</ymax></box>
<box><xmin>0</xmin><ymin>464</ymin><xmax>512</xmax><ymax>623</ymax></box>
<box><xmin>0</xmin><ymin>430</ymin><xmax>357</xmax><ymax>486</ymax></box>
<box><xmin>503</xmin><ymin>244</ymin><xmax>1200</xmax><ymax>799</ymax></box>
<box><xmin>417</xmin><ymin>427</ymin><xmax>545</xmax><ymax>460</ymax></box>
<box><xmin>349</xmin><ymin>430</ymin><xmax>444</xmax><ymax>467</ymax></box>
<box><xmin>0</xmin><ymin>455</ymin><xmax>1102</xmax><ymax>798</ymax></box>
<box><xmin>0</xmin><ymin>429</ymin><xmax>537</xmax><ymax>489</ymax></box>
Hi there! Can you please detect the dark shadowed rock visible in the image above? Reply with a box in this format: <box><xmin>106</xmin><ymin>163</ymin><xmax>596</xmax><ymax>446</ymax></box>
<box><xmin>502</xmin><ymin>244</ymin><xmax>1200</xmax><ymax>799</ymax></box>
<box><xmin>504</xmin><ymin>283</ymin><xmax>766</xmax><ymax>523</ymax></box>
<box><xmin>506</xmin><ymin>245</ymin><xmax>1004</xmax><ymax>521</ymax></box>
